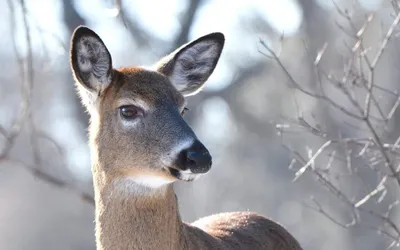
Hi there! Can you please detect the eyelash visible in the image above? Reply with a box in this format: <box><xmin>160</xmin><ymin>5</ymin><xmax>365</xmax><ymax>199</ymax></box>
<box><xmin>119</xmin><ymin>105</ymin><xmax>187</xmax><ymax>118</ymax></box>
<box><xmin>119</xmin><ymin>105</ymin><xmax>143</xmax><ymax>120</ymax></box>
<box><xmin>181</xmin><ymin>107</ymin><xmax>189</xmax><ymax>116</ymax></box>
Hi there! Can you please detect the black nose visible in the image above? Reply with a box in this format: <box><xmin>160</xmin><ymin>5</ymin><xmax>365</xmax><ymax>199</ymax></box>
<box><xmin>185</xmin><ymin>140</ymin><xmax>212</xmax><ymax>174</ymax></box>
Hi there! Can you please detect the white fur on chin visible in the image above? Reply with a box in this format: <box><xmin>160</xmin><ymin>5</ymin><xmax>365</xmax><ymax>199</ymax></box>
<box><xmin>178</xmin><ymin>169</ymin><xmax>204</xmax><ymax>181</ymax></box>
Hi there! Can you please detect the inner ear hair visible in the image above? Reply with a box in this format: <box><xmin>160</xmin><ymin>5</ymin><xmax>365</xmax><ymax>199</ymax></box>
<box><xmin>155</xmin><ymin>32</ymin><xmax>225</xmax><ymax>97</ymax></box>
<box><xmin>70</xmin><ymin>26</ymin><xmax>113</xmax><ymax>94</ymax></box>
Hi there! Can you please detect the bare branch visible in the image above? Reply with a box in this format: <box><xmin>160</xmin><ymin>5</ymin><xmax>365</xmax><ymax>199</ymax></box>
<box><xmin>0</xmin><ymin>0</ymin><xmax>95</xmax><ymax>206</ymax></box>
<box><xmin>293</xmin><ymin>140</ymin><xmax>332</xmax><ymax>182</ymax></box>
<box><xmin>171</xmin><ymin>0</ymin><xmax>201</xmax><ymax>49</ymax></box>
<box><xmin>2</xmin><ymin>158</ymin><xmax>94</xmax><ymax>205</ymax></box>
<box><xmin>371</xmin><ymin>12</ymin><xmax>400</xmax><ymax>68</ymax></box>
<box><xmin>259</xmin><ymin>39</ymin><xmax>364</xmax><ymax>120</ymax></box>
<box><xmin>0</xmin><ymin>0</ymin><xmax>28</xmax><ymax>160</ymax></box>
<box><xmin>304</xmin><ymin>197</ymin><xmax>356</xmax><ymax>228</ymax></box>
<box><xmin>354</xmin><ymin>176</ymin><xmax>387</xmax><ymax>208</ymax></box>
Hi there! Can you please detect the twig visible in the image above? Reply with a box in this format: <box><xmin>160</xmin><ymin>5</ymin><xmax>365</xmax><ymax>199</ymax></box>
<box><xmin>293</xmin><ymin>140</ymin><xmax>332</xmax><ymax>182</ymax></box>
<box><xmin>0</xmin><ymin>0</ymin><xmax>95</xmax><ymax>206</ymax></box>
<box><xmin>354</xmin><ymin>176</ymin><xmax>387</xmax><ymax>208</ymax></box>
<box><xmin>364</xmin><ymin>12</ymin><xmax>400</xmax><ymax>119</ymax></box>
<box><xmin>259</xmin><ymin>39</ymin><xmax>363</xmax><ymax>120</ymax></box>
<box><xmin>0</xmin><ymin>0</ymin><xmax>28</xmax><ymax>160</ymax></box>
<box><xmin>2</xmin><ymin>158</ymin><xmax>94</xmax><ymax>205</ymax></box>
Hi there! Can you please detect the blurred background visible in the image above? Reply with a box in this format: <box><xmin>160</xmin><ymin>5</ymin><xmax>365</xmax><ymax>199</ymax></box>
<box><xmin>1</xmin><ymin>0</ymin><xmax>400</xmax><ymax>249</ymax></box>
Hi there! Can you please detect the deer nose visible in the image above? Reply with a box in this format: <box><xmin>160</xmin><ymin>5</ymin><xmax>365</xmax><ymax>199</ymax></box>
<box><xmin>186</xmin><ymin>141</ymin><xmax>212</xmax><ymax>174</ymax></box>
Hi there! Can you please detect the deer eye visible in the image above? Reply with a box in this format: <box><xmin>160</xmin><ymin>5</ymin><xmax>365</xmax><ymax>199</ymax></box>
<box><xmin>120</xmin><ymin>105</ymin><xmax>142</xmax><ymax>119</ymax></box>
<box><xmin>181</xmin><ymin>107</ymin><xmax>189</xmax><ymax>116</ymax></box>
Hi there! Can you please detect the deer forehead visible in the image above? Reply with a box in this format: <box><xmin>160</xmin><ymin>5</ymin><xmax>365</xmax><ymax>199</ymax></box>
<box><xmin>103</xmin><ymin>67</ymin><xmax>186</xmax><ymax>109</ymax></box>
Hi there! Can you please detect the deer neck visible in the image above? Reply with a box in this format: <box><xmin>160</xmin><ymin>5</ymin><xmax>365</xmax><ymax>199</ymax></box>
<box><xmin>91</xmin><ymin>161</ymin><xmax>188</xmax><ymax>250</ymax></box>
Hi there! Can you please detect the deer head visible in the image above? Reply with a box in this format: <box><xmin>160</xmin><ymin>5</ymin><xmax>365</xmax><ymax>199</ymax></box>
<box><xmin>69</xmin><ymin>26</ymin><xmax>224</xmax><ymax>191</ymax></box>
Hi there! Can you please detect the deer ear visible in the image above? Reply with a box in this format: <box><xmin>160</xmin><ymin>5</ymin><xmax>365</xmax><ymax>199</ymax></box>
<box><xmin>70</xmin><ymin>26</ymin><xmax>113</xmax><ymax>95</ymax></box>
<box><xmin>155</xmin><ymin>33</ymin><xmax>225</xmax><ymax>96</ymax></box>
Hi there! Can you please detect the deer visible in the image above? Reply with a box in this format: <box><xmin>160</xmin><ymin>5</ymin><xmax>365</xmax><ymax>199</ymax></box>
<box><xmin>69</xmin><ymin>25</ymin><xmax>303</xmax><ymax>250</ymax></box>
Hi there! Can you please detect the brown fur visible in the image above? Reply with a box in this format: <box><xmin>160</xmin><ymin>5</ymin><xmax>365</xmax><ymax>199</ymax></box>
<box><xmin>70</xmin><ymin>26</ymin><xmax>303</xmax><ymax>250</ymax></box>
<box><xmin>92</xmin><ymin>168</ymin><xmax>302</xmax><ymax>250</ymax></box>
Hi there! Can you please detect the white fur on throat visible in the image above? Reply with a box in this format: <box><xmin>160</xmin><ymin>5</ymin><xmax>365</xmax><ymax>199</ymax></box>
<box><xmin>113</xmin><ymin>175</ymin><xmax>174</xmax><ymax>196</ymax></box>
<box><xmin>131</xmin><ymin>175</ymin><xmax>174</xmax><ymax>188</ymax></box>
<box><xmin>113</xmin><ymin>170</ymin><xmax>203</xmax><ymax>196</ymax></box>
